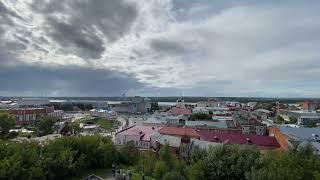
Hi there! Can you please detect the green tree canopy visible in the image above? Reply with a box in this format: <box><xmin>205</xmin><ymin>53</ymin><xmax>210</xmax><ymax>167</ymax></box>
<box><xmin>191</xmin><ymin>113</ymin><xmax>211</xmax><ymax>120</ymax></box>
<box><xmin>150</xmin><ymin>102</ymin><xmax>160</xmax><ymax>112</ymax></box>
<box><xmin>0</xmin><ymin>135</ymin><xmax>120</xmax><ymax>179</ymax></box>
<box><xmin>0</xmin><ymin>111</ymin><xmax>15</xmax><ymax>138</ymax></box>
<box><xmin>289</xmin><ymin>116</ymin><xmax>298</xmax><ymax>124</ymax></box>
<box><xmin>247</xmin><ymin>143</ymin><xmax>320</xmax><ymax>180</ymax></box>
<box><xmin>35</xmin><ymin>117</ymin><xmax>55</xmax><ymax>136</ymax></box>
<box><xmin>276</xmin><ymin>115</ymin><xmax>285</xmax><ymax>124</ymax></box>
<box><xmin>192</xmin><ymin>145</ymin><xmax>261</xmax><ymax>180</ymax></box>
<box><xmin>162</xmin><ymin>171</ymin><xmax>186</xmax><ymax>180</ymax></box>
<box><xmin>119</xmin><ymin>141</ymin><xmax>140</xmax><ymax>165</ymax></box>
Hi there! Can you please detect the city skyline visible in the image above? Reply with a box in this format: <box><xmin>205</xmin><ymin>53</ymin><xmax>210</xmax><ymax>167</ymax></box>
<box><xmin>1</xmin><ymin>0</ymin><xmax>320</xmax><ymax>97</ymax></box>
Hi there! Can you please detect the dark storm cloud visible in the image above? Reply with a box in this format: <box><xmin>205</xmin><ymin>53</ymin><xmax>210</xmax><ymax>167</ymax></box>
<box><xmin>0</xmin><ymin>63</ymin><xmax>145</xmax><ymax>96</ymax></box>
<box><xmin>32</xmin><ymin>0</ymin><xmax>138</xmax><ymax>59</ymax></box>
<box><xmin>47</xmin><ymin>18</ymin><xmax>105</xmax><ymax>59</ymax></box>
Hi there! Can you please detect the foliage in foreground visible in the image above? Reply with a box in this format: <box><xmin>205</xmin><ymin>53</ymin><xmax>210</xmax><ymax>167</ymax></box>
<box><xmin>134</xmin><ymin>144</ymin><xmax>320</xmax><ymax>180</ymax></box>
<box><xmin>0</xmin><ymin>111</ymin><xmax>15</xmax><ymax>138</ymax></box>
<box><xmin>0</xmin><ymin>133</ymin><xmax>320</xmax><ymax>180</ymax></box>
<box><xmin>0</xmin><ymin>135</ymin><xmax>132</xmax><ymax>179</ymax></box>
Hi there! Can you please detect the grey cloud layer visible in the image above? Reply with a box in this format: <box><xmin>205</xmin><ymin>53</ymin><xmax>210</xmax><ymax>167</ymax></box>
<box><xmin>0</xmin><ymin>0</ymin><xmax>320</xmax><ymax>97</ymax></box>
<box><xmin>0</xmin><ymin>63</ymin><xmax>145</xmax><ymax>96</ymax></box>
<box><xmin>32</xmin><ymin>0</ymin><xmax>137</xmax><ymax>59</ymax></box>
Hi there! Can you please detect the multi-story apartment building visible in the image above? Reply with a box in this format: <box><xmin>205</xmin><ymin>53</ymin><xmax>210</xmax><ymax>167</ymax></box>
<box><xmin>303</xmin><ymin>101</ymin><xmax>320</xmax><ymax>111</ymax></box>
<box><xmin>8</xmin><ymin>107</ymin><xmax>63</xmax><ymax>125</ymax></box>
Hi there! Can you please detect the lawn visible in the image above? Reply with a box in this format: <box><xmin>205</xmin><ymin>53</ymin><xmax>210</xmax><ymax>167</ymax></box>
<box><xmin>94</xmin><ymin>118</ymin><xmax>120</xmax><ymax>132</ymax></box>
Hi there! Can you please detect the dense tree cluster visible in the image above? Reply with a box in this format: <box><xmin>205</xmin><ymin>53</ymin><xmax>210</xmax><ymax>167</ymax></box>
<box><xmin>0</xmin><ymin>111</ymin><xmax>15</xmax><ymax>139</ymax></box>
<box><xmin>187</xmin><ymin>145</ymin><xmax>261</xmax><ymax>180</ymax></box>
<box><xmin>191</xmin><ymin>113</ymin><xmax>212</xmax><ymax>120</ymax></box>
<box><xmin>0</xmin><ymin>135</ymin><xmax>133</xmax><ymax>179</ymax></box>
<box><xmin>150</xmin><ymin>102</ymin><xmax>160</xmax><ymax>112</ymax></box>
<box><xmin>289</xmin><ymin>116</ymin><xmax>298</xmax><ymax>124</ymax></box>
<box><xmin>35</xmin><ymin>117</ymin><xmax>55</xmax><ymax>136</ymax></box>
<box><xmin>134</xmin><ymin>144</ymin><xmax>320</xmax><ymax>180</ymax></box>
<box><xmin>135</xmin><ymin>145</ymin><xmax>187</xmax><ymax>180</ymax></box>
<box><xmin>50</xmin><ymin>102</ymin><xmax>93</xmax><ymax>111</ymax></box>
<box><xmin>275</xmin><ymin>115</ymin><xmax>285</xmax><ymax>124</ymax></box>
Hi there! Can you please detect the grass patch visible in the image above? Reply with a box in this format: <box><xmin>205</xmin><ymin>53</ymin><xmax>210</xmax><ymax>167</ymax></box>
<box><xmin>94</xmin><ymin>118</ymin><xmax>120</xmax><ymax>132</ymax></box>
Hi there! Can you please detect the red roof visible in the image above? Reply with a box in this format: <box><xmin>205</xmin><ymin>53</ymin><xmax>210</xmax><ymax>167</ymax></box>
<box><xmin>159</xmin><ymin>127</ymin><xmax>200</xmax><ymax>139</ymax></box>
<box><xmin>167</xmin><ymin>106</ymin><xmax>192</xmax><ymax>115</ymax></box>
<box><xmin>198</xmin><ymin>131</ymin><xmax>280</xmax><ymax>148</ymax></box>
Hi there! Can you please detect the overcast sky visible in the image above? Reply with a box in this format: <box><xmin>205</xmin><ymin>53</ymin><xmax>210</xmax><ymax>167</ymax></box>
<box><xmin>0</xmin><ymin>0</ymin><xmax>319</xmax><ymax>97</ymax></box>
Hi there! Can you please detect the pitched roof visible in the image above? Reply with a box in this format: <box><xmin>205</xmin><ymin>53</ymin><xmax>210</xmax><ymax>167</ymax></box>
<box><xmin>159</xmin><ymin>127</ymin><xmax>200</xmax><ymax>138</ymax></box>
<box><xmin>279</xmin><ymin>127</ymin><xmax>320</xmax><ymax>141</ymax></box>
<box><xmin>151</xmin><ymin>132</ymin><xmax>181</xmax><ymax>148</ymax></box>
<box><xmin>167</xmin><ymin>106</ymin><xmax>192</xmax><ymax>115</ymax></box>
<box><xmin>198</xmin><ymin>131</ymin><xmax>280</xmax><ymax>148</ymax></box>
<box><xmin>116</xmin><ymin>125</ymin><xmax>161</xmax><ymax>141</ymax></box>
<box><xmin>185</xmin><ymin>120</ymin><xmax>228</xmax><ymax>128</ymax></box>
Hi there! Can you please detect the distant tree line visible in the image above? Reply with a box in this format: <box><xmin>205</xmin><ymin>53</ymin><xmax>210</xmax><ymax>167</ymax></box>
<box><xmin>50</xmin><ymin>102</ymin><xmax>93</xmax><ymax>111</ymax></box>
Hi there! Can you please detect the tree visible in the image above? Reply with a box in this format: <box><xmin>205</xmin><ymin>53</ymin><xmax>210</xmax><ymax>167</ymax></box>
<box><xmin>275</xmin><ymin>115</ymin><xmax>285</xmax><ymax>124</ymax></box>
<box><xmin>0</xmin><ymin>135</ymin><xmax>123</xmax><ymax>179</ymax></box>
<box><xmin>135</xmin><ymin>150</ymin><xmax>157</xmax><ymax>177</ymax></box>
<box><xmin>289</xmin><ymin>116</ymin><xmax>298</xmax><ymax>124</ymax></box>
<box><xmin>35</xmin><ymin>117</ymin><xmax>55</xmax><ymax>136</ymax></box>
<box><xmin>70</xmin><ymin>121</ymin><xmax>81</xmax><ymax>134</ymax></box>
<box><xmin>150</xmin><ymin>102</ymin><xmax>159</xmax><ymax>112</ymax></box>
<box><xmin>154</xmin><ymin>160</ymin><xmax>169</xmax><ymax>179</ymax></box>
<box><xmin>191</xmin><ymin>113</ymin><xmax>211</xmax><ymax>120</ymax></box>
<box><xmin>307</xmin><ymin>121</ymin><xmax>317</xmax><ymax>128</ymax></box>
<box><xmin>159</xmin><ymin>145</ymin><xmax>177</xmax><ymax>170</ymax></box>
<box><xmin>0</xmin><ymin>112</ymin><xmax>15</xmax><ymax>138</ymax></box>
<box><xmin>162</xmin><ymin>171</ymin><xmax>186</xmax><ymax>180</ymax></box>
<box><xmin>247</xmin><ymin>143</ymin><xmax>320</xmax><ymax>180</ymax></box>
<box><xmin>187</xmin><ymin>161</ymin><xmax>205</xmax><ymax>180</ymax></box>
<box><xmin>190</xmin><ymin>146</ymin><xmax>207</xmax><ymax>163</ymax></box>
<box><xmin>194</xmin><ymin>145</ymin><xmax>261</xmax><ymax>180</ymax></box>
<box><xmin>119</xmin><ymin>141</ymin><xmax>140</xmax><ymax>165</ymax></box>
